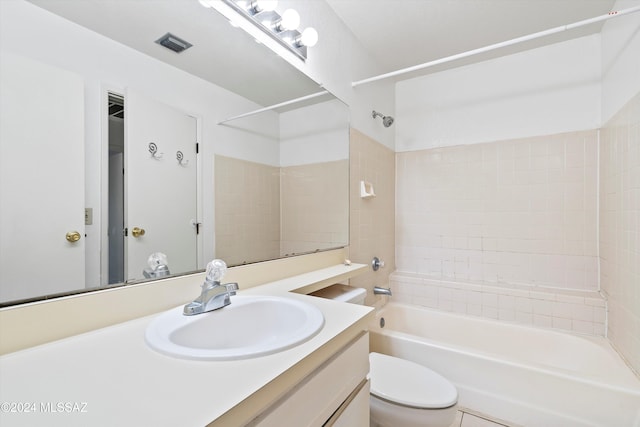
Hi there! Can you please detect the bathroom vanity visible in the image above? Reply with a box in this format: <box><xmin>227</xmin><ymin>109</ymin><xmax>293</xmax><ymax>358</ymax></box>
<box><xmin>0</xmin><ymin>253</ymin><xmax>373</xmax><ymax>426</ymax></box>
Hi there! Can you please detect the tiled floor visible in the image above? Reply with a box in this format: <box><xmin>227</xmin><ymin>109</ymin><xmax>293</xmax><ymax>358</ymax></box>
<box><xmin>449</xmin><ymin>408</ymin><xmax>519</xmax><ymax>427</ymax></box>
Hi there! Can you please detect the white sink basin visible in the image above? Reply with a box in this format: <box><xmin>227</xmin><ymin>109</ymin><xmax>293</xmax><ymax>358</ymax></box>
<box><xmin>145</xmin><ymin>295</ymin><xmax>324</xmax><ymax>361</ymax></box>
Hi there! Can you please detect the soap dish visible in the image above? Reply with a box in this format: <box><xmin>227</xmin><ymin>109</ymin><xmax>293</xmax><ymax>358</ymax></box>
<box><xmin>360</xmin><ymin>181</ymin><xmax>376</xmax><ymax>199</ymax></box>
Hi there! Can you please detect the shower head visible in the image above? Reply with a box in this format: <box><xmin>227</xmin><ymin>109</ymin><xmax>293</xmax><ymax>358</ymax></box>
<box><xmin>372</xmin><ymin>110</ymin><xmax>394</xmax><ymax>127</ymax></box>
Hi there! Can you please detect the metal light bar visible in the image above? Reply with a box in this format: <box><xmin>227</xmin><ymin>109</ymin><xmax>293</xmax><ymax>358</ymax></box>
<box><xmin>220</xmin><ymin>0</ymin><xmax>308</xmax><ymax>61</ymax></box>
<box><xmin>352</xmin><ymin>5</ymin><xmax>640</xmax><ymax>87</ymax></box>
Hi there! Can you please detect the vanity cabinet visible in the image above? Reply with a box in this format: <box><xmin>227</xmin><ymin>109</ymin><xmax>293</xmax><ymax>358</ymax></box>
<box><xmin>248</xmin><ymin>332</ymin><xmax>370</xmax><ymax>427</ymax></box>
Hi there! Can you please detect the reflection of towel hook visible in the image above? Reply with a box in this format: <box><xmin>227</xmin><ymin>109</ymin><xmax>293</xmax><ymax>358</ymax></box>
<box><xmin>148</xmin><ymin>142</ymin><xmax>163</xmax><ymax>159</ymax></box>
<box><xmin>176</xmin><ymin>151</ymin><xmax>189</xmax><ymax>166</ymax></box>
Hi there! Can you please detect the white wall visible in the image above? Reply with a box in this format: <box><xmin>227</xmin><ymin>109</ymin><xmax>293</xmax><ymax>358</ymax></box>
<box><xmin>279</xmin><ymin>99</ymin><xmax>350</xmax><ymax>167</ymax></box>
<box><xmin>395</xmin><ymin>35</ymin><xmax>602</xmax><ymax>151</ymax></box>
<box><xmin>601</xmin><ymin>0</ymin><xmax>640</xmax><ymax>123</ymax></box>
<box><xmin>272</xmin><ymin>0</ymin><xmax>396</xmax><ymax>150</ymax></box>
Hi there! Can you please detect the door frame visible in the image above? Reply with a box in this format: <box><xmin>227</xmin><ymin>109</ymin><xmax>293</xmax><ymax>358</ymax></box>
<box><xmin>100</xmin><ymin>86</ymin><xmax>123</xmax><ymax>286</ymax></box>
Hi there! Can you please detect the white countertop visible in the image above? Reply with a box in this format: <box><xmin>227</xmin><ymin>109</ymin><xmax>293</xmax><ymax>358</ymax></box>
<box><xmin>0</xmin><ymin>265</ymin><xmax>373</xmax><ymax>426</ymax></box>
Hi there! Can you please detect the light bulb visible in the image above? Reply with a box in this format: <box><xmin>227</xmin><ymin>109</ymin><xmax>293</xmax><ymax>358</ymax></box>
<box><xmin>280</xmin><ymin>9</ymin><xmax>300</xmax><ymax>31</ymax></box>
<box><xmin>300</xmin><ymin>27</ymin><xmax>318</xmax><ymax>47</ymax></box>
<box><xmin>255</xmin><ymin>0</ymin><xmax>277</xmax><ymax>12</ymax></box>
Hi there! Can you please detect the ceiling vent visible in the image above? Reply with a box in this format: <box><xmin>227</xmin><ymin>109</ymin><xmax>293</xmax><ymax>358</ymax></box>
<box><xmin>155</xmin><ymin>33</ymin><xmax>193</xmax><ymax>53</ymax></box>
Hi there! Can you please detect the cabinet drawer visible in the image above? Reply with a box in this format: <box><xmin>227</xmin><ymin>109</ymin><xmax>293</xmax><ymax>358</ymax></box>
<box><xmin>325</xmin><ymin>379</ymin><xmax>370</xmax><ymax>427</ymax></box>
<box><xmin>249</xmin><ymin>332</ymin><xmax>369</xmax><ymax>427</ymax></box>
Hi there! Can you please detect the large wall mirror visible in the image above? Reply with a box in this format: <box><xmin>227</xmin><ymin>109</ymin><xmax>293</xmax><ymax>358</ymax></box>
<box><xmin>0</xmin><ymin>0</ymin><xmax>349</xmax><ymax>306</ymax></box>
<box><xmin>216</xmin><ymin>97</ymin><xmax>349</xmax><ymax>266</ymax></box>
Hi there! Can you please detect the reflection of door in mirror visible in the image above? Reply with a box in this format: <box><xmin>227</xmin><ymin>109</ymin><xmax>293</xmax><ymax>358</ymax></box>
<box><xmin>0</xmin><ymin>52</ymin><xmax>85</xmax><ymax>303</ymax></box>
<box><xmin>124</xmin><ymin>91</ymin><xmax>198</xmax><ymax>282</ymax></box>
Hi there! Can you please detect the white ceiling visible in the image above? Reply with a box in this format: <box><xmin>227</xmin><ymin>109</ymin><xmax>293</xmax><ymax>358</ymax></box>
<box><xmin>27</xmin><ymin>0</ymin><xmax>620</xmax><ymax>101</ymax></box>
<box><xmin>27</xmin><ymin>0</ymin><xmax>322</xmax><ymax>106</ymax></box>
<box><xmin>325</xmin><ymin>0</ymin><xmax>617</xmax><ymax>77</ymax></box>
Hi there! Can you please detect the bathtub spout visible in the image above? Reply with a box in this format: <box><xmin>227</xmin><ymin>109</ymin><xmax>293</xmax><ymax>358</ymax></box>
<box><xmin>373</xmin><ymin>286</ymin><xmax>392</xmax><ymax>296</ymax></box>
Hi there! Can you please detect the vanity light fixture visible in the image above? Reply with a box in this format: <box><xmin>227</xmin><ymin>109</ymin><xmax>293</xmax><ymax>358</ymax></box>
<box><xmin>278</xmin><ymin>9</ymin><xmax>300</xmax><ymax>31</ymax></box>
<box><xmin>209</xmin><ymin>0</ymin><xmax>318</xmax><ymax>61</ymax></box>
<box><xmin>250</xmin><ymin>0</ymin><xmax>277</xmax><ymax>13</ymax></box>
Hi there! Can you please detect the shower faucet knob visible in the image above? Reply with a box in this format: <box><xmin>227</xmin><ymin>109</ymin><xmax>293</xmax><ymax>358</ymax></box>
<box><xmin>372</xmin><ymin>257</ymin><xmax>385</xmax><ymax>271</ymax></box>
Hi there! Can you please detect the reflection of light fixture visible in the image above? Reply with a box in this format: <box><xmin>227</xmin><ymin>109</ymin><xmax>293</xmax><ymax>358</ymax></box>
<box><xmin>211</xmin><ymin>0</ymin><xmax>319</xmax><ymax>61</ymax></box>
<box><xmin>253</xmin><ymin>0</ymin><xmax>277</xmax><ymax>12</ymax></box>
<box><xmin>298</xmin><ymin>27</ymin><xmax>318</xmax><ymax>48</ymax></box>
<box><xmin>278</xmin><ymin>9</ymin><xmax>300</xmax><ymax>31</ymax></box>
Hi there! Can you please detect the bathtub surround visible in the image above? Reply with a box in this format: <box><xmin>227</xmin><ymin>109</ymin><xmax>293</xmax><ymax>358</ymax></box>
<box><xmin>600</xmin><ymin>93</ymin><xmax>640</xmax><ymax>375</ymax></box>
<box><xmin>392</xmin><ymin>102</ymin><xmax>639</xmax><ymax>358</ymax></box>
<box><xmin>598</xmin><ymin>3</ymin><xmax>639</xmax><ymax>376</ymax></box>
<box><xmin>390</xmin><ymin>272</ymin><xmax>606</xmax><ymax>336</ymax></box>
<box><xmin>390</xmin><ymin>0</ymin><xmax>640</xmax><ymax>381</ymax></box>
<box><xmin>396</xmin><ymin>130</ymin><xmax>599</xmax><ymax>292</ymax></box>
<box><xmin>393</xmin><ymin>130</ymin><xmax>604</xmax><ymax>336</ymax></box>
<box><xmin>349</xmin><ymin>129</ymin><xmax>396</xmax><ymax>306</ymax></box>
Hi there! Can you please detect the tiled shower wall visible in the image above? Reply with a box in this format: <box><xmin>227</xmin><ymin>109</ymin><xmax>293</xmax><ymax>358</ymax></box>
<box><xmin>396</xmin><ymin>130</ymin><xmax>599</xmax><ymax>290</ymax></box>
<box><xmin>349</xmin><ymin>129</ymin><xmax>396</xmax><ymax>306</ymax></box>
<box><xmin>600</xmin><ymin>92</ymin><xmax>640</xmax><ymax>374</ymax></box>
<box><xmin>394</xmin><ymin>131</ymin><xmax>605</xmax><ymax>334</ymax></box>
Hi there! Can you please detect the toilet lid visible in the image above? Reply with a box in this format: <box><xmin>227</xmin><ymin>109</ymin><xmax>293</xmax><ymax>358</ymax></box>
<box><xmin>369</xmin><ymin>352</ymin><xmax>458</xmax><ymax>409</ymax></box>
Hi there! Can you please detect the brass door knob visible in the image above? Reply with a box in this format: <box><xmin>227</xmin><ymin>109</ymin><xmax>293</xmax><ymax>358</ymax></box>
<box><xmin>66</xmin><ymin>231</ymin><xmax>81</xmax><ymax>243</ymax></box>
<box><xmin>131</xmin><ymin>227</ymin><xmax>146</xmax><ymax>238</ymax></box>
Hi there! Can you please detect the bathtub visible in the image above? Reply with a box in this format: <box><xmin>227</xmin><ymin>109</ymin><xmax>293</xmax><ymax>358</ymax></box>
<box><xmin>369</xmin><ymin>302</ymin><xmax>640</xmax><ymax>427</ymax></box>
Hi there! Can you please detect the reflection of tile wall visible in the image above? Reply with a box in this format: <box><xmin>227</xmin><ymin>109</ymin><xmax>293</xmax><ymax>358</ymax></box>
<box><xmin>600</xmin><ymin>93</ymin><xmax>640</xmax><ymax>374</ymax></box>
<box><xmin>215</xmin><ymin>156</ymin><xmax>280</xmax><ymax>266</ymax></box>
<box><xmin>349</xmin><ymin>129</ymin><xmax>396</xmax><ymax>306</ymax></box>
<box><xmin>396</xmin><ymin>130</ymin><xmax>599</xmax><ymax>291</ymax></box>
<box><xmin>280</xmin><ymin>160</ymin><xmax>349</xmax><ymax>256</ymax></box>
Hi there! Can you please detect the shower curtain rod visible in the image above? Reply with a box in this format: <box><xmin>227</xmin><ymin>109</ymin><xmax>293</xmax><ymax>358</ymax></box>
<box><xmin>352</xmin><ymin>5</ymin><xmax>640</xmax><ymax>87</ymax></box>
<box><xmin>218</xmin><ymin>90</ymin><xmax>329</xmax><ymax>124</ymax></box>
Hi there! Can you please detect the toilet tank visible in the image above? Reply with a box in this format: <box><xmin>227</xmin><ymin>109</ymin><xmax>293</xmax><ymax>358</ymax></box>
<box><xmin>310</xmin><ymin>284</ymin><xmax>366</xmax><ymax>305</ymax></box>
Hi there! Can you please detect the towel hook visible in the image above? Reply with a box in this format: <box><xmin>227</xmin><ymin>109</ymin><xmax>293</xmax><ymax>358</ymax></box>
<box><xmin>176</xmin><ymin>150</ymin><xmax>189</xmax><ymax>166</ymax></box>
<box><xmin>148</xmin><ymin>142</ymin><xmax>164</xmax><ymax>159</ymax></box>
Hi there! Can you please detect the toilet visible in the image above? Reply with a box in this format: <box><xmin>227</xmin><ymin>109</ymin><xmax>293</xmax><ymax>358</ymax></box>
<box><xmin>311</xmin><ymin>285</ymin><xmax>459</xmax><ymax>427</ymax></box>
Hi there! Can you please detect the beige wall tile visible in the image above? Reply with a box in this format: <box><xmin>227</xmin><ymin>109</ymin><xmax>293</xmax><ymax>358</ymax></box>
<box><xmin>281</xmin><ymin>160</ymin><xmax>349</xmax><ymax>255</ymax></box>
<box><xmin>349</xmin><ymin>129</ymin><xmax>396</xmax><ymax>306</ymax></box>
<box><xmin>396</xmin><ymin>130</ymin><xmax>599</xmax><ymax>292</ymax></box>
<box><xmin>600</xmin><ymin>92</ymin><xmax>640</xmax><ymax>375</ymax></box>
<box><xmin>214</xmin><ymin>156</ymin><xmax>280</xmax><ymax>265</ymax></box>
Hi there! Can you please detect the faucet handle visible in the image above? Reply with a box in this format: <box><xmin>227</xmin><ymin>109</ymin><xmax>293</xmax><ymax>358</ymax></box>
<box><xmin>372</xmin><ymin>257</ymin><xmax>385</xmax><ymax>271</ymax></box>
<box><xmin>206</xmin><ymin>259</ymin><xmax>228</xmax><ymax>282</ymax></box>
<box><xmin>224</xmin><ymin>282</ymin><xmax>239</xmax><ymax>296</ymax></box>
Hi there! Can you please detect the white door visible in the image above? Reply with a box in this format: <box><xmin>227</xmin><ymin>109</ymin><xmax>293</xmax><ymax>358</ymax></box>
<box><xmin>0</xmin><ymin>52</ymin><xmax>85</xmax><ymax>302</ymax></box>
<box><xmin>124</xmin><ymin>91</ymin><xmax>197</xmax><ymax>282</ymax></box>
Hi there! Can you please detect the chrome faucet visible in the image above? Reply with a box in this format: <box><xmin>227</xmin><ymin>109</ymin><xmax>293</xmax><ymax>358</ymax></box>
<box><xmin>183</xmin><ymin>259</ymin><xmax>239</xmax><ymax>316</ymax></box>
<box><xmin>373</xmin><ymin>286</ymin><xmax>392</xmax><ymax>296</ymax></box>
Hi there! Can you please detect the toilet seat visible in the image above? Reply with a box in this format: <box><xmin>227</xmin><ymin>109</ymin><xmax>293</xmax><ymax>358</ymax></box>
<box><xmin>369</xmin><ymin>352</ymin><xmax>458</xmax><ymax>409</ymax></box>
